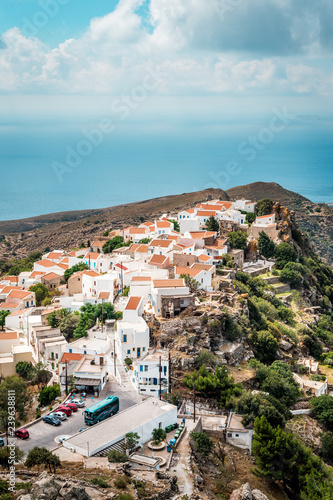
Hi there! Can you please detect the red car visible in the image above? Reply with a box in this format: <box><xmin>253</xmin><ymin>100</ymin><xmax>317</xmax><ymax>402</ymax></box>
<box><xmin>15</xmin><ymin>429</ymin><xmax>29</xmax><ymax>440</ymax></box>
<box><xmin>57</xmin><ymin>405</ymin><xmax>72</xmax><ymax>416</ymax></box>
<box><xmin>65</xmin><ymin>402</ymin><xmax>78</xmax><ymax>412</ymax></box>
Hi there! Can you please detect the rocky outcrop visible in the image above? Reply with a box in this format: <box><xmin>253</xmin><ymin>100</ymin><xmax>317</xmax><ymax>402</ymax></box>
<box><xmin>229</xmin><ymin>483</ymin><xmax>270</xmax><ymax>500</ymax></box>
<box><xmin>17</xmin><ymin>472</ymin><xmax>92</xmax><ymax>500</ymax></box>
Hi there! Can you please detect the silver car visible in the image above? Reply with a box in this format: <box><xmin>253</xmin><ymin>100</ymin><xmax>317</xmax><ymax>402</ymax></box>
<box><xmin>71</xmin><ymin>399</ymin><xmax>85</xmax><ymax>408</ymax></box>
<box><xmin>53</xmin><ymin>411</ymin><xmax>67</xmax><ymax>421</ymax></box>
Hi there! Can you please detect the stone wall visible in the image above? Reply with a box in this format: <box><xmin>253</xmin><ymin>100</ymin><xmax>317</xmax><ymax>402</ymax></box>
<box><xmin>173</xmin><ymin>253</ymin><xmax>197</xmax><ymax>268</ymax></box>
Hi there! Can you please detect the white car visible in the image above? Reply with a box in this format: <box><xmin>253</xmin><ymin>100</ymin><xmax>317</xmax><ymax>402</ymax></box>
<box><xmin>71</xmin><ymin>399</ymin><xmax>85</xmax><ymax>408</ymax></box>
<box><xmin>53</xmin><ymin>411</ymin><xmax>67</xmax><ymax>421</ymax></box>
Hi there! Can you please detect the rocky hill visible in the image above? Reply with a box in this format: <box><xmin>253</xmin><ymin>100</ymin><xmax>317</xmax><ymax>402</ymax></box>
<box><xmin>0</xmin><ymin>182</ymin><xmax>332</xmax><ymax>263</ymax></box>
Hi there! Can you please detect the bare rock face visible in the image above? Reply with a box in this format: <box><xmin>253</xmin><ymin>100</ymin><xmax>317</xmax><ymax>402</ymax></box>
<box><xmin>17</xmin><ymin>472</ymin><xmax>92</xmax><ymax>500</ymax></box>
<box><xmin>229</xmin><ymin>483</ymin><xmax>269</xmax><ymax>500</ymax></box>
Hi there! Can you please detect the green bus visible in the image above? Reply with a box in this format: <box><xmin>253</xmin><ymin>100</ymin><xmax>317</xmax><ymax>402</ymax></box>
<box><xmin>83</xmin><ymin>395</ymin><xmax>119</xmax><ymax>425</ymax></box>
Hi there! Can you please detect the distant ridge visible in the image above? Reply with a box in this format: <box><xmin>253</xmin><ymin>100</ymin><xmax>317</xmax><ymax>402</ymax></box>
<box><xmin>0</xmin><ymin>182</ymin><xmax>332</xmax><ymax>264</ymax></box>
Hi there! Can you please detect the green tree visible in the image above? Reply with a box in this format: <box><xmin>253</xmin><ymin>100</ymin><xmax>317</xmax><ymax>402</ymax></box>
<box><xmin>25</xmin><ymin>446</ymin><xmax>61</xmax><ymax>473</ymax></box>
<box><xmin>167</xmin><ymin>219</ymin><xmax>180</xmax><ymax>232</ymax></box>
<box><xmin>124</xmin><ymin>432</ymin><xmax>140</xmax><ymax>452</ymax></box>
<box><xmin>256</xmin><ymin>198</ymin><xmax>273</xmax><ymax>216</ymax></box>
<box><xmin>190</xmin><ymin>431</ymin><xmax>214</xmax><ymax>457</ymax></box>
<box><xmin>32</xmin><ymin>362</ymin><xmax>52</xmax><ymax>387</ymax></box>
<box><xmin>102</xmin><ymin>236</ymin><xmax>125</xmax><ymax>254</ymax></box>
<box><xmin>228</xmin><ymin>231</ymin><xmax>247</xmax><ymax>250</ymax></box>
<box><xmin>258</xmin><ymin>231</ymin><xmax>276</xmax><ymax>259</ymax></box>
<box><xmin>184</xmin><ymin>365</ymin><xmax>243</xmax><ymax>407</ymax></box>
<box><xmin>252</xmin><ymin>416</ymin><xmax>328</xmax><ymax>496</ymax></box>
<box><xmin>59</xmin><ymin>313</ymin><xmax>80</xmax><ymax>339</ymax></box>
<box><xmin>29</xmin><ymin>283</ymin><xmax>49</xmax><ymax>306</ymax></box>
<box><xmin>152</xmin><ymin>428</ymin><xmax>166</xmax><ymax>445</ymax></box>
<box><xmin>0</xmin><ymin>376</ymin><xmax>30</xmax><ymax>424</ymax></box>
<box><xmin>245</xmin><ymin>212</ymin><xmax>256</xmax><ymax>224</ymax></box>
<box><xmin>0</xmin><ymin>310</ymin><xmax>10</xmax><ymax>331</ymax></box>
<box><xmin>311</xmin><ymin>395</ymin><xmax>333</xmax><ymax>429</ymax></box>
<box><xmin>38</xmin><ymin>385</ymin><xmax>60</xmax><ymax>407</ymax></box>
<box><xmin>15</xmin><ymin>361</ymin><xmax>34</xmax><ymax>380</ymax></box>
<box><xmin>108</xmin><ymin>450</ymin><xmax>128</xmax><ymax>463</ymax></box>
<box><xmin>0</xmin><ymin>446</ymin><xmax>24</xmax><ymax>469</ymax></box>
<box><xmin>321</xmin><ymin>432</ymin><xmax>333</xmax><ymax>464</ymax></box>
<box><xmin>73</xmin><ymin>302</ymin><xmax>118</xmax><ymax>339</ymax></box>
<box><xmin>275</xmin><ymin>242</ymin><xmax>298</xmax><ymax>269</ymax></box>
<box><xmin>205</xmin><ymin>216</ymin><xmax>219</xmax><ymax>232</ymax></box>
<box><xmin>179</xmin><ymin>274</ymin><xmax>200</xmax><ymax>293</ymax></box>
<box><xmin>230</xmin><ymin>391</ymin><xmax>291</xmax><ymax>428</ymax></box>
<box><xmin>252</xmin><ymin>330</ymin><xmax>279</xmax><ymax>364</ymax></box>
<box><xmin>64</xmin><ymin>262</ymin><xmax>89</xmax><ymax>282</ymax></box>
<box><xmin>138</xmin><ymin>238</ymin><xmax>151</xmax><ymax>244</ymax></box>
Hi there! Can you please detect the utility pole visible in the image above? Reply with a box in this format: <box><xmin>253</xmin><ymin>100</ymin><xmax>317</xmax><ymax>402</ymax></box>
<box><xmin>159</xmin><ymin>355</ymin><xmax>162</xmax><ymax>400</ymax></box>
<box><xmin>193</xmin><ymin>384</ymin><xmax>196</xmax><ymax>423</ymax></box>
<box><xmin>65</xmin><ymin>360</ymin><xmax>68</xmax><ymax>396</ymax></box>
<box><xmin>113</xmin><ymin>338</ymin><xmax>116</xmax><ymax>378</ymax></box>
<box><xmin>121</xmin><ymin>263</ymin><xmax>123</xmax><ymax>294</ymax></box>
<box><xmin>101</xmin><ymin>299</ymin><xmax>104</xmax><ymax>334</ymax></box>
<box><xmin>168</xmin><ymin>350</ymin><xmax>171</xmax><ymax>395</ymax></box>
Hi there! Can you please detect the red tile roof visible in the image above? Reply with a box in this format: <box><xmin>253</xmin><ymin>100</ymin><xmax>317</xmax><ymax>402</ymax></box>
<box><xmin>99</xmin><ymin>292</ymin><xmax>111</xmax><ymax>300</ymax></box>
<box><xmin>131</xmin><ymin>276</ymin><xmax>152</xmax><ymax>282</ymax></box>
<box><xmin>153</xmin><ymin>279</ymin><xmax>185</xmax><ymax>288</ymax></box>
<box><xmin>197</xmin><ymin>254</ymin><xmax>212</xmax><ymax>262</ymax></box>
<box><xmin>47</xmin><ymin>252</ymin><xmax>63</xmax><ymax>260</ymax></box>
<box><xmin>8</xmin><ymin>290</ymin><xmax>33</xmax><ymax>299</ymax></box>
<box><xmin>60</xmin><ymin>353</ymin><xmax>84</xmax><ymax>364</ymax></box>
<box><xmin>84</xmin><ymin>252</ymin><xmax>101</xmax><ymax>260</ymax></box>
<box><xmin>156</xmin><ymin>221</ymin><xmax>172</xmax><ymax>228</ymax></box>
<box><xmin>149</xmin><ymin>239</ymin><xmax>173</xmax><ymax>248</ymax></box>
<box><xmin>149</xmin><ymin>254</ymin><xmax>169</xmax><ymax>265</ymax></box>
<box><xmin>42</xmin><ymin>273</ymin><xmax>60</xmax><ymax>281</ymax></box>
<box><xmin>35</xmin><ymin>259</ymin><xmax>57</xmax><ymax>268</ymax></box>
<box><xmin>129</xmin><ymin>227</ymin><xmax>146</xmax><ymax>234</ymax></box>
<box><xmin>125</xmin><ymin>296</ymin><xmax>142</xmax><ymax>310</ymax></box>
<box><xmin>0</xmin><ymin>331</ymin><xmax>18</xmax><ymax>339</ymax></box>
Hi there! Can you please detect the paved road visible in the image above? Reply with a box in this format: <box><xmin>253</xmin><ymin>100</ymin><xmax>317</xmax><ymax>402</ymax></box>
<box><xmin>17</xmin><ymin>374</ymin><xmax>142</xmax><ymax>456</ymax></box>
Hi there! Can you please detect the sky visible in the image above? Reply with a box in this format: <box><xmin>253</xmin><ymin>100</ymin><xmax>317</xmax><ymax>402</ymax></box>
<box><xmin>0</xmin><ymin>0</ymin><xmax>332</xmax><ymax>219</ymax></box>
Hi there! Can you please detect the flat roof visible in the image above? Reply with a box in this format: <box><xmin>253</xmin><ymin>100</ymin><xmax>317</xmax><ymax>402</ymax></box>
<box><xmin>65</xmin><ymin>398</ymin><xmax>176</xmax><ymax>454</ymax></box>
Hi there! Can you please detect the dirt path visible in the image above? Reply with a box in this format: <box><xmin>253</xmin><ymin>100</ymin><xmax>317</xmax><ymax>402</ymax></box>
<box><xmin>169</xmin><ymin>428</ymin><xmax>195</xmax><ymax>498</ymax></box>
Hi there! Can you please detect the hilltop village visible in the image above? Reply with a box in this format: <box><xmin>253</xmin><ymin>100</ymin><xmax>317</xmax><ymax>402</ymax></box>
<box><xmin>0</xmin><ymin>195</ymin><xmax>333</xmax><ymax>500</ymax></box>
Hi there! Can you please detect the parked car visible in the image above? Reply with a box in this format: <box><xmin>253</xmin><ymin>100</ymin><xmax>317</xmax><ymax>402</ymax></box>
<box><xmin>43</xmin><ymin>415</ymin><xmax>61</xmax><ymax>426</ymax></box>
<box><xmin>65</xmin><ymin>402</ymin><xmax>78</xmax><ymax>412</ymax></box>
<box><xmin>53</xmin><ymin>411</ymin><xmax>67</xmax><ymax>421</ymax></box>
<box><xmin>57</xmin><ymin>406</ymin><xmax>72</xmax><ymax>416</ymax></box>
<box><xmin>15</xmin><ymin>429</ymin><xmax>29</xmax><ymax>439</ymax></box>
<box><xmin>71</xmin><ymin>399</ymin><xmax>85</xmax><ymax>408</ymax></box>
<box><xmin>0</xmin><ymin>438</ymin><xmax>4</xmax><ymax>446</ymax></box>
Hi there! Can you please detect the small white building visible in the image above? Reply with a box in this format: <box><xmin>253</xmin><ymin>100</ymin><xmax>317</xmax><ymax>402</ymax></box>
<box><xmin>115</xmin><ymin>296</ymin><xmax>149</xmax><ymax>361</ymax></box>
<box><xmin>226</xmin><ymin>412</ymin><xmax>253</xmax><ymax>452</ymax></box>
<box><xmin>63</xmin><ymin>398</ymin><xmax>177</xmax><ymax>457</ymax></box>
<box><xmin>151</xmin><ymin>279</ymin><xmax>193</xmax><ymax>317</ymax></box>
<box><xmin>131</xmin><ymin>349</ymin><xmax>169</xmax><ymax>397</ymax></box>
<box><xmin>254</xmin><ymin>214</ymin><xmax>276</xmax><ymax>226</ymax></box>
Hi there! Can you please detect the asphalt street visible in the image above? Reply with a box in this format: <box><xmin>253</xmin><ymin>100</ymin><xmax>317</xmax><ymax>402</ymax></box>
<box><xmin>16</xmin><ymin>374</ymin><xmax>142</xmax><ymax>456</ymax></box>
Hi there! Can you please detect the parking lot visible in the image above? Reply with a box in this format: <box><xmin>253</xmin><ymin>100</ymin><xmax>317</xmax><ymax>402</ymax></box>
<box><xmin>17</xmin><ymin>376</ymin><xmax>142</xmax><ymax>455</ymax></box>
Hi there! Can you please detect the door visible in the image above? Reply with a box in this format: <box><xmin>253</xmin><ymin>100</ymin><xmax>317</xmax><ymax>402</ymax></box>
<box><xmin>137</xmin><ymin>348</ymin><xmax>141</xmax><ymax>357</ymax></box>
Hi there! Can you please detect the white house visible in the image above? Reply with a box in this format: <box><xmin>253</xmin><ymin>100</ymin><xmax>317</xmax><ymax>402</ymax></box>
<box><xmin>254</xmin><ymin>214</ymin><xmax>276</xmax><ymax>226</ymax></box>
<box><xmin>82</xmin><ymin>271</ymin><xmax>119</xmax><ymax>303</ymax></box>
<box><xmin>293</xmin><ymin>373</ymin><xmax>327</xmax><ymax>397</ymax></box>
<box><xmin>131</xmin><ymin>349</ymin><xmax>169</xmax><ymax>397</ymax></box>
<box><xmin>175</xmin><ymin>263</ymin><xmax>215</xmax><ymax>291</ymax></box>
<box><xmin>233</xmin><ymin>199</ymin><xmax>256</xmax><ymax>212</ymax></box>
<box><xmin>226</xmin><ymin>412</ymin><xmax>253</xmax><ymax>452</ymax></box>
<box><xmin>151</xmin><ymin>279</ymin><xmax>193</xmax><ymax>317</ymax></box>
<box><xmin>148</xmin><ymin>239</ymin><xmax>174</xmax><ymax>256</ymax></box>
<box><xmin>59</xmin><ymin>352</ymin><xmax>109</xmax><ymax>396</ymax></box>
<box><xmin>115</xmin><ymin>296</ymin><xmax>150</xmax><ymax>362</ymax></box>
<box><xmin>83</xmin><ymin>252</ymin><xmax>110</xmax><ymax>273</ymax></box>
<box><xmin>33</xmin><ymin>259</ymin><xmax>67</xmax><ymax>276</ymax></box>
<box><xmin>155</xmin><ymin>220</ymin><xmax>174</xmax><ymax>236</ymax></box>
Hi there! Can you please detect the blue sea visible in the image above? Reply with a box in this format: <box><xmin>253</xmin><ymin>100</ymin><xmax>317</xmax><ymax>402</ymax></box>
<box><xmin>0</xmin><ymin>108</ymin><xmax>332</xmax><ymax>221</ymax></box>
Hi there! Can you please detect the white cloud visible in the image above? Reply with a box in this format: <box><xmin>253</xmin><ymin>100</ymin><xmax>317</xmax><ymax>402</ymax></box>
<box><xmin>0</xmin><ymin>0</ymin><xmax>332</xmax><ymax>96</ymax></box>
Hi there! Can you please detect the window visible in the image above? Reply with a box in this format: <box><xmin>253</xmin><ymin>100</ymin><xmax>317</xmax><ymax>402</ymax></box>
<box><xmin>55</xmin><ymin>353</ymin><xmax>58</xmax><ymax>359</ymax></box>
<box><xmin>78</xmin><ymin>278</ymin><xmax>80</xmax><ymax>281</ymax></box>
<box><xmin>69</xmin><ymin>349</ymin><xmax>72</xmax><ymax>353</ymax></box>
<box><xmin>227</xmin><ymin>433</ymin><xmax>232</xmax><ymax>438</ymax></box>
<box><xmin>143</xmin><ymin>347</ymin><xmax>146</xmax><ymax>352</ymax></box>
<box><xmin>140</xmin><ymin>366</ymin><xmax>143</xmax><ymax>372</ymax></box>
<box><xmin>133</xmin><ymin>348</ymin><xmax>135</xmax><ymax>351</ymax></box>
<box><xmin>144</xmin><ymin>365</ymin><xmax>148</xmax><ymax>371</ymax></box>
<box><xmin>235</xmin><ymin>434</ymin><xmax>239</xmax><ymax>437</ymax></box>
<box><xmin>123</xmin><ymin>334</ymin><xmax>127</xmax><ymax>343</ymax></box>
<box><xmin>127</xmin><ymin>350</ymin><xmax>131</xmax><ymax>354</ymax></box>
<box><xmin>84</xmin><ymin>350</ymin><xmax>87</xmax><ymax>354</ymax></box>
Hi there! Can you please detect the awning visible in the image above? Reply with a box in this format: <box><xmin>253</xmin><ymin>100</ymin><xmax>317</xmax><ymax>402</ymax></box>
<box><xmin>74</xmin><ymin>378</ymin><xmax>100</xmax><ymax>386</ymax></box>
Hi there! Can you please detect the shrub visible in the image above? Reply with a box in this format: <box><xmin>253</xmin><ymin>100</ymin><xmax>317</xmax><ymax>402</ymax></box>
<box><xmin>114</xmin><ymin>477</ymin><xmax>128</xmax><ymax>490</ymax></box>
<box><xmin>311</xmin><ymin>395</ymin><xmax>333</xmax><ymax>429</ymax></box>
<box><xmin>108</xmin><ymin>450</ymin><xmax>128</xmax><ymax>463</ymax></box>
<box><xmin>321</xmin><ymin>432</ymin><xmax>333</xmax><ymax>464</ymax></box>
<box><xmin>256</xmin><ymin>198</ymin><xmax>273</xmax><ymax>216</ymax></box>
<box><xmin>190</xmin><ymin>431</ymin><xmax>214</xmax><ymax>457</ymax></box>
<box><xmin>152</xmin><ymin>428</ymin><xmax>166</xmax><ymax>445</ymax></box>
<box><xmin>275</xmin><ymin>243</ymin><xmax>297</xmax><ymax>269</ymax></box>
<box><xmin>90</xmin><ymin>477</ymin><xmax>109</xmax><ymax>488</ymax></box>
